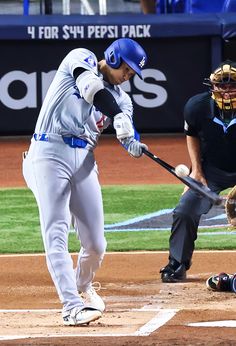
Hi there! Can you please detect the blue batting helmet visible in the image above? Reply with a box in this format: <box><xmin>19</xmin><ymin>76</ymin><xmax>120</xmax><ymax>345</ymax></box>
<box><xmin>104</xmin><ymin>38</ymin><xmax>147</xmax><ymax>79</ymax></box>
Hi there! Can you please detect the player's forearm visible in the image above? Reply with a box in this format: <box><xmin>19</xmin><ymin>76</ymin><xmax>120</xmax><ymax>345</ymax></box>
<box><xmin>93</xmin><ymin>89</ymin><xmax>122</xmax><ymax>118</ymax></box>
<box><xmin>186</xmin><ymin>136</ymin><xmax>203</xmax><ymax>173</ymax></box>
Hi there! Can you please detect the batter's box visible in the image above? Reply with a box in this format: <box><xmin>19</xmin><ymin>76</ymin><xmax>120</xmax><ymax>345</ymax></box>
<box><xmin>0</xmin><ymin>308</ymin><xmax>177</xmax><ymax>341</ymax></box>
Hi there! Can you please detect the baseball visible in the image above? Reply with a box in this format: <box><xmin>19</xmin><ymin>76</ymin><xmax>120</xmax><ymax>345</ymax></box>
<box><xmin>175</xmin><ymin>164</ymin><xmax>190</xmax><ymax>177</ymax></box>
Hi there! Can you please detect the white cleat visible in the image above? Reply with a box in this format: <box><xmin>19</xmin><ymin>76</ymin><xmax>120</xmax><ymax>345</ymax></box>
<box><xmin>62</xmin><ymin>307</ymin><xmax>102</xmax><ymax>326</ymax></box>
<box><xmin>80</xmin><ymin>285</ymin><xmax>105</xmax><ymax>313</ymax></box>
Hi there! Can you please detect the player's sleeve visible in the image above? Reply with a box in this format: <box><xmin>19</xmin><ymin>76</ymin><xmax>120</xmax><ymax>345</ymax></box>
<box><xmin>93</xmin><ymin>86</ymin><xmax>135</xmax><ymax>124</ymax></box>
<box><xmin>92</xmin><ymin>89</ymin><xmax>123</xmax><ymax>119</ymax></box>
<box><xmin>64</xmin><ymin>48</ymin><xmax>122</xmax><ymax>119</ymax></box>
<box><xmin>65</xmin><ymin>48</ymin><xmax>99</xmax><ymax>75</ymax></box>
<box><xmin>183</xmin><ymin>96</ymin><xmax>200</xmax><ymax>137</ymax></box>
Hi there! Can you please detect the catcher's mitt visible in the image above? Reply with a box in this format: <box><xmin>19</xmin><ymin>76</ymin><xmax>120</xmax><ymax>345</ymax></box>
<box><xmin>225</xmin><ymin>185</ymin><xmax>236</xmax><ymax>227</ymax></box>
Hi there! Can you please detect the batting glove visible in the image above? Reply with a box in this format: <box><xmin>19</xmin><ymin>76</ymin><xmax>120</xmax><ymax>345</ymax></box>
<box><xmin>127</xmin><ymin>139</ymin><xmax>148</xmax><ymax>158</ymax></box>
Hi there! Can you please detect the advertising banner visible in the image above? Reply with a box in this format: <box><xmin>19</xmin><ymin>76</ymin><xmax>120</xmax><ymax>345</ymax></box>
<box><xmin>0</xmin><ymin>36</ymin><xmax>213</xmax><ymax>135</ymax></box>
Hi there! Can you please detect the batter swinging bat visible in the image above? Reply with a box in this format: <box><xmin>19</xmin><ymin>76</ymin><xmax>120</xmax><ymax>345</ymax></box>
<box><xmin>142</xmin><ymin>148</ymin><xmax>222</xmax><ymax>205</ymax></box>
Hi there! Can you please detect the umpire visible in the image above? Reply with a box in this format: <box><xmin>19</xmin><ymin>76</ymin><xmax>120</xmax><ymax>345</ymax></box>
<box><xmin>160</xmin><ymin>60</ymin><xmax>236</xmax><ymax>282</ymax></box>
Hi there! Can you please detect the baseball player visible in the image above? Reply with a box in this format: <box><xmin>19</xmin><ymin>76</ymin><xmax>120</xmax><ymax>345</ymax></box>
<box><xmin>22</xmin><ymin>38</ymin><xmax>148</xmax><ymax>325</ymax></box>
<box><xmin>160</xmin><ymin>60</ymin><xmax>236</xmax><ymax>283</ymax></box>
<box><xmin>206</xmin><ymin>272</ymin><xmax>236</xmax><ymax>292</ymax></box>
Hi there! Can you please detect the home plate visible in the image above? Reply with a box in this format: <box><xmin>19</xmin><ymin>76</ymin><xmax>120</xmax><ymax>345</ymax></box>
<box><xmin>188</xmin><ymin>320</ymin><xmax>236</xmax><ymax>327</ymax></box>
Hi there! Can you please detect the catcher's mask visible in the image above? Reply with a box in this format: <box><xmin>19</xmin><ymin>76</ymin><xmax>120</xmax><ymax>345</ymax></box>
<box><xmin>204</xmin><ymin>60</ymin><xmax>236</xmax><ymax>121</ymax></box>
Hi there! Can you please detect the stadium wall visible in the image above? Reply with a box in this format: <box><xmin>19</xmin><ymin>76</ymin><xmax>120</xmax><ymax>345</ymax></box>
<box><xmin>0</xmin><ymin>13</ymin><xmax>235</xmax><ymax>135</ymax></box>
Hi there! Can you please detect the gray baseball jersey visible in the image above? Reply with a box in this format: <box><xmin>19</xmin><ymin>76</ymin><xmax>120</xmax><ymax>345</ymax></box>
<box><xmin>23</xmin><ymin>48</ymin><xmax>134</xmax><ymax>314</ymax></box>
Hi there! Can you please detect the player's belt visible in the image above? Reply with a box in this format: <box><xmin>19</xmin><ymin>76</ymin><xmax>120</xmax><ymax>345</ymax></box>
<box><xmin>62</xmin><ymin>136</ymin><xmax>88</xmax><ymax>148</ymax></box>
<box><xmin>33</xmin><ymin>133</ymin><xmax>88</xmax><ymax>148</ymax></box>
<box><xmin>33</xmin><ymin>133</ymin><xmax>49</xmax><ymax>142</ymax></box>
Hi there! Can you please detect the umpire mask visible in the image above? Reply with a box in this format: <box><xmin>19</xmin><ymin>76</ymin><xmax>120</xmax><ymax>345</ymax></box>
<box><xmin>204</xmin><ymin>60</ymin><xmax>236</xmax><ymax>122</ymax></box>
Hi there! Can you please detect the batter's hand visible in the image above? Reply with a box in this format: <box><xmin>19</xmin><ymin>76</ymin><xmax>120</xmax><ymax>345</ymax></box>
<box><xmin>128</xmin><ymin>140</ymin><xmax>148</xmax><ymax>158</ymax></box>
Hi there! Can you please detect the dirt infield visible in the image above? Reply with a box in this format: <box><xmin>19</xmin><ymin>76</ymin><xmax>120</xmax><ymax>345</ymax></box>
<box><xmin>0</xmin><ymin>135</ymin><xmax>236</xmax><ymax>346</ymax></box>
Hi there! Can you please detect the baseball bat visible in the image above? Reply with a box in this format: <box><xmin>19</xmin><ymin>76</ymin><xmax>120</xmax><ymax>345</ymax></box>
<box><xmin>142</xmin><ymin>148</ymin><xmax>223</xmax><ymax>205</ymax></box>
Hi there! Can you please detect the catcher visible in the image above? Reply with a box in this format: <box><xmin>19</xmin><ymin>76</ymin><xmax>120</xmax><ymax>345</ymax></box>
<box><xmin>206</xmin><ymin>272</ymin><xmax>236</xmax><ymax>292</ymax></box>
<box><xmin>160</xmin><ymin>60</ymin><xmax>236</xmax><ymax>283</ymax></box>
<box><xmin>225</xmin><ymin>185</ymin><xmax>236</xmax><ymax>227</ymax></box>
<box><xmin>206</xmin><ymin>184</ymin><xmax>236</xmax><ymax>292</ymax></box>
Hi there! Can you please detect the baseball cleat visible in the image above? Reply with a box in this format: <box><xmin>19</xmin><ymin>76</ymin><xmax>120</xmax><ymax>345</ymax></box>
<box><xmin>80</xmin><ymin>285</ymin><xmax>105</xmax><ymax>312</ymax></box>
<box><xmin>160</xmin><ymin>257</ymin><xmax>191</xmax><ymax>283</ymax></box>
<box><xmin>206</xmin><ymin>272</ymin><xmax>235</xmax><ymax>292</ymax></box>
<box><xmin>62</xmin><ymin>307</ymin><xmax>102</xmax><ymax>326</ymax></box>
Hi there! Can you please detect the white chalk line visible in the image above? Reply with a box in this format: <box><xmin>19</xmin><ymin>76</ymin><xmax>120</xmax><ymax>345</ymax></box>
<box><xmin>1</xmin><ymin>308</ymin><xmax>236</xmax><ymax>341</ymax></box>
<box><xmin>0</xmin><ymin>308</ymin><xmax>177</xmax><ymax>341</ymax></box>
<box><xmin>133</xmin><ymin>309</ymin><xmax>178</xmax><ymax>336</ymax></box>
<box><xmin>0</xmin><ymin>309</ymin><xmax>60</xmax><ymax>313</ymax></box>
<box><xmin>0</xmin><ymin>250</ymin><xmax>236</xmax><ymax>258</ymax></box>
<box><xmin>188</xmin><ymin>320</ymin><xmax>236</xmax><ymax>327</ymax></box>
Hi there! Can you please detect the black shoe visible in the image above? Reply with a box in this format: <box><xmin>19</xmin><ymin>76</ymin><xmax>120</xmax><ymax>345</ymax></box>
<box><xmin>160</xmin><ymin>257</ymin><xmax>190</xmax><ymax>283</ymax></box>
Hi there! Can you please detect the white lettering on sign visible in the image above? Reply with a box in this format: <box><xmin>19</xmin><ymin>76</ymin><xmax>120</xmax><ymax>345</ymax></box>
<box><xmin>62</xmin><ymin>25</ymin><xmax>85</xmax><ymax>39</ymax></box>
<box><xmin>121</xmin><ymin>25</ymin><xmax>151</xmax><ymax>38</ymax></box>
<box><xmin>38</xmin><ymin>26</ymin><xmax>59</xmax><ymax>39</ymax></box>
<box><xmin>27</xmin><ymin>26</ymin><xmax>36</xmax><ymax>39</ymax></box>
<box><xmin>41</xmin><ymin>71</ymin><xmax>57</xmax><ymax>102</ymax></box>
<box><xmin>0</xmin><ymin>69</ymin><xmax>167</xmax><ymax>110</ymax></box>
<box><xmin>87</xmin><ymin>25</ymin><xmax>118</xmax><ymax>38</ymax></box>
<box><xmin>0</xmin><ymin>71</ymin><xmax>37</xmax><ymax>109</ymax></box>
<box><xmin>26</xmin><ymin>24</ymin><xmax>151</xmax><ymax>39</ymax></box>
<box><xmin>121</xmin><ymin>69</ymin><xmax>167</xmax><ymax>108</ymax></box>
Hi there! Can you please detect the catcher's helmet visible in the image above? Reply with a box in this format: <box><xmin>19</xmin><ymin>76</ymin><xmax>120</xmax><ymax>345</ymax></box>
<box><xmin>104</xmin><ymin>38</ymin><xmax>147</xmax><ymax>79</ymax></box>
<box><xmin>204</xmin><ymin>60</ymin><xmax>236</xmax><ymax>115</ymax></box>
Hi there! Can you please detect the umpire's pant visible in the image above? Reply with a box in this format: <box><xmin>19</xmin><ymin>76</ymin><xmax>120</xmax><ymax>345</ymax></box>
<box><xmin>169</xmin><ymin>164</ymin><xmax>236</xmax><ymax>265</ymax></box>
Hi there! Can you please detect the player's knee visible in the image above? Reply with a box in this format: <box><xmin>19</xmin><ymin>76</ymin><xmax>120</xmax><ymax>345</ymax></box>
<box><xmin>174</xmin><ymin>201</ymin><xmax>199</xmax><ymax>217</ymax></box>
<box><xmin>87</xmin><ymin>237</ymin><xmax>107</xmax><ymax>257</ymax></box>
<box><xmin>172</xmin><ymin>210</ymin><xmax>198</xmax><ymax>228</ymax></box>
<box><xmin>44</xmin><ymin>233</ymin><xmax>67</xmax><ymax>252</ymax></box>
<box><xmin>174</xmin><ymin>210</ymin><xmax>192</xmax><ymax>219</ymax></box>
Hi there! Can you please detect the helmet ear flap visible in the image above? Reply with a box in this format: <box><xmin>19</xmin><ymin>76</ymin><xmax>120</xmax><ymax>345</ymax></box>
<box><xmin>104</xmin><ymin>45</ymin><xmax>121</xmax><ymax>69</ymax></box>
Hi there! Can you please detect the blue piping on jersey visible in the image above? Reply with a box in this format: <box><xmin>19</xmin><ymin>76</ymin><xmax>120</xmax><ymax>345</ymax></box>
<box><xmin>73</xmin><ymin>92</ymin><xmax>81</xmax><ymax>100</ymax></box>
<box><xmin>213</xmin><ymin>117</ymin><xmax>236</xmax><ymax>133</ymax></box>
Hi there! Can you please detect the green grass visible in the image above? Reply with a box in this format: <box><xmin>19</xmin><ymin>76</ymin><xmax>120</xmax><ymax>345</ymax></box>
<box><xmin>102</xmin><ymin>184</ymin><xmax>180</xmax><ymax>224</ymax></box>
<box><xmin>0</xmin><ymin>186</ymin><xmax>235</xmax><ymax>254</ymax></box>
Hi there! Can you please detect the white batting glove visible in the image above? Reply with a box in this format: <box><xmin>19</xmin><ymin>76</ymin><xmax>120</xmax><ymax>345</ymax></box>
<box><xmin>128</xmin><ymin>140</ymin><xmax>148</xmax><ymax>158</ymax></box>
<box><xmin>113</xmin><ymin>112</ymin><xmax>134</xmax><ymax>140</ymax></box>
